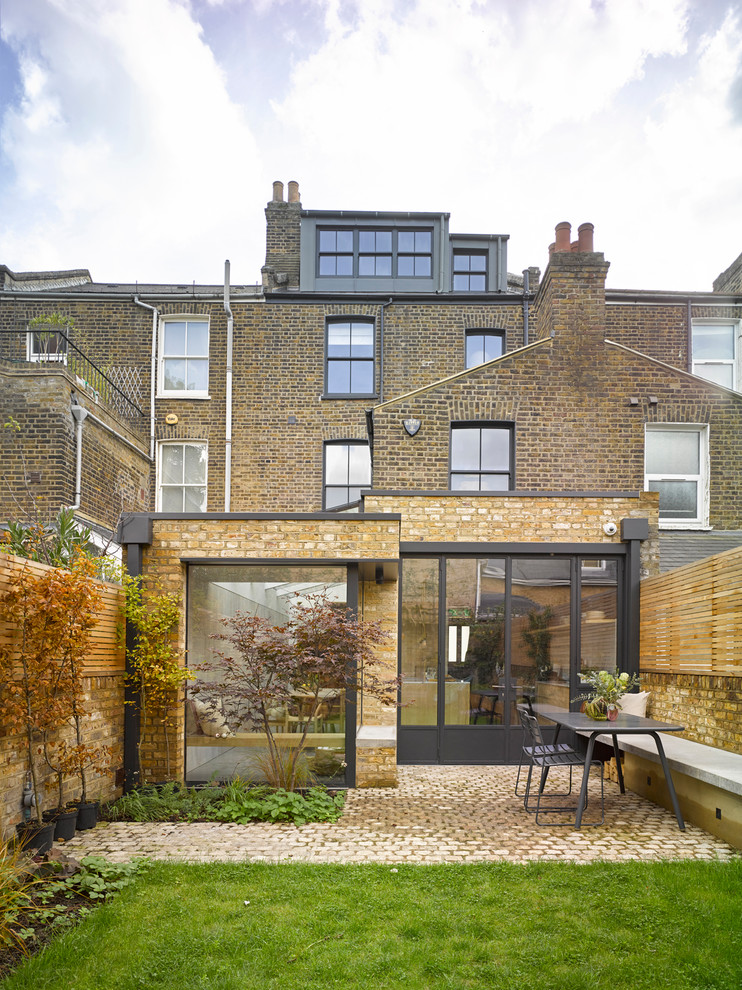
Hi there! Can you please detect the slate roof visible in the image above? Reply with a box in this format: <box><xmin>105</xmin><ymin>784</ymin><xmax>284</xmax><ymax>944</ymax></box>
<box><xmin>659</xmin><ymin>531</ymin><xmax>742</xmax><ymax>572</ymax></box>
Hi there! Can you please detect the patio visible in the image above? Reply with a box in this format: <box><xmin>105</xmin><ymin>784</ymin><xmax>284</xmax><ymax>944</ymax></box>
<box><xmin>63</xmin><ymin>765</ymin><xmax>739</xmax><ymax>864</ymax></box>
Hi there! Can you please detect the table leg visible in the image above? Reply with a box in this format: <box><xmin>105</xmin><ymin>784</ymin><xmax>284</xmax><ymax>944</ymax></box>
<box><xmin>650</xmin><ymin>732</ymin><xmax>686</xmax><ymax>831</ymax></box>
<box><xmin>574</xmin><ymin>733</ymin><xmax>596</xmax><ymax>829</ymax></box>
<box><xmin>611</xmin><ymin>735</ymin><xmax>625</xmax><ymax>793</ymax></box>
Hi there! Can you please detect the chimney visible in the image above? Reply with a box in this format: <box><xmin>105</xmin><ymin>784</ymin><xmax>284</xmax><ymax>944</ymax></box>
<box><xmin>554</xmin><ymin>221</ymin><xmax>571</xmax><ymax>252</ymax></box>
<box><xmin>263</xmin><ymin>179</ymin><xmax>302</xmax><ymax>291</ymax></box>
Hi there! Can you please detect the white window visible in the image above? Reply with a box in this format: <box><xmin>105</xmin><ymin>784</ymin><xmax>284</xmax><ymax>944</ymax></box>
<box><xmin>159</xmin><ymin>442</ymin><xmax>207</xmax><ymax>511</ymax></box>
<box><xmin>27</xmin><ymin>327</ymin><xmax>68</xmax><ymax>363</ymax></box>
<box><xmin>692</xmin><ymin>321</ymin><xmax>738</xmax><ymax>391</ymax></box>
<box><xmin>159</xmin><ymin>318</ymin><xmax>209</xmax><ymax>396</ymax></box>
<box><xmin>645</xmin><ymin>425</ymin><xmax>708</xmax><ymax>528</ymax></box>
<box><xmin>323</xmin><ymin>442</ymin><xmax>371</xmax><ymax>508</ymax></box>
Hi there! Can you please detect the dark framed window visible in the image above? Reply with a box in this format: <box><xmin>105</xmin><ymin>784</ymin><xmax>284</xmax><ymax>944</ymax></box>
<box><xmin>326</xmin><ymin>319</ymin><xmax>375</xmax><ymax>395</ymax></box>
<box><xmin>358</xmin><ymin>230</ymin><xmax>392</xmax><ymax>276</ymax></box>
<box><xmin>318</xmin><ymin>229</ymin><xmax>353</xmax><ymax>276</ymax></box>
<box><xmin>453</xmin><ymin>251</ymin><xmax>487</xmax><ymax>291</ymax></box>
<box><xmin>397</xmin><ymin>230</ymin><xmax>432</xmax><ymax>277</ymax></box>
<box><xmin>465</xmin><ymin>331</ymin><xmax>505</xmax><ymax>369</ymax></box>
<box><xmin>324</xmin><ymin>441</ymin><xmax>371</xmax><ymax>508</ymax></box>
<box><xmin>450</xmin><ymin>424</ymin><xmax>513</xmax><ymax>491</ymax></box>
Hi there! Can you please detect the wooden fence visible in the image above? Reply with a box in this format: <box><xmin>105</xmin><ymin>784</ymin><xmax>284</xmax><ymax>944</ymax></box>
<box><xmin>640</xmin><ymin>545</ymin><xmax>742</xmax><ymax>675</ymax></box>
<box><xmin>0</xmin><ymin>553</ymin><xmax>125</xmax><ymax>673</ymax></box>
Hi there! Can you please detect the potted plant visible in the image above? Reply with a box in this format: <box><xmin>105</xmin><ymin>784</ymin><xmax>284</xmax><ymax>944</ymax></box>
<box><xmin>575</xmin><ymin>668</ymin><xmax>640</xmax><ymax>720</ymax></box>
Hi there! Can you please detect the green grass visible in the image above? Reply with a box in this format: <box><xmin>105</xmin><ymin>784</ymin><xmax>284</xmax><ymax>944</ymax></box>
<box><xmin>4</xmin><ymin>860</ymin><xmax>741</xmax><ymax>990</ymax></box>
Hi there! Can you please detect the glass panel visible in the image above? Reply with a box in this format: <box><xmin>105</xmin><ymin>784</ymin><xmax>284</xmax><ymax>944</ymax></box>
<box><xmin>397</xmin><ymin>256</ymin><xmax>414</xmax><ymax>277</ymax></box>
<box><xmin>579</xmin><ymin>558</ymin><xmax>618</xmax><ymax>682</ymax></box>
<box><xmin>318</xmin><ymin>256</ymin><xmax>335</xmax><ymax>276</ymax></box>
<box><xmin>163</xmin><ymin>322</ymin><xmax>186</xmax><ymax>354</ymax></box>
<box><xmin>375</xmin><ymin>255</ymin><xmax>392</xmax><ymax>276</ymax></box>
<box><xmin>480</xmin><ymin>474</ymin><xmax>510</xmax><ymax>491</ymax></box>
<box><xmin>445</xmin><ymin>558</ymin><xmax>506</xmax><ymax>726</ymax></box>
<box><xmin>377</xmin><ymin>231</ymin><xmax>392</xmax><ymax>252</ymax></box>
<box><xmin>327</xmin><ymin>361</ymin><xmax>350</xmax><ymax>393</ymax></box>
<box><xmin>184</xmin><ymin>443</ymin><xmax>207</xmax><ymax>483</ymax></box>
<box><xmin>184</xmin><ymin>485</ymin><xmax>206</xmax><ymax>512</ymax></box>
<box><xmin>336</xmin><ymin>255</ymin><xmax>353</xmax><ymax>276</ymax></box>
<box><xmin>163</xmin><ymin>358</ymin><xmax>186</xmax><ymax>391</ymax></box>
<box><xmin>481</xmin><ymin>428</ymin><xmax>510</xmax><ymax>470</ymax></box>
<box><xmin>325</xmin><ymin>487</ymin><xmax>348</xmax><ymax>508</ymax></box>
<box><xmin>160</xmin><ymin>486</ymin><xmax>184</xmax><ymax>511</ymax></box>
<box><xmin>414</xmin><ymin>257</ymin><xmax>431</xmax><ymax>276</ymax></box>
<box><xmin>350</xmin><ymin>360</ymin><xmax>374</xmax><ymax>393</ymax></box>
<box><xmin>358</xmin><ymin>231</ymin><xmax>375</xmax><ymax>252</ymax></box>
<box><xmin>398</xmin><ymin>231</ymin><xmax>414</xmax><ymax>253</ymax></box>
<box><xmin>337</xmin><ymin>230</ymin><xmax>353</xmax><ymax>252</ymax></box>
<box><xmin>450</xmin><ymin>474</ymin><xmax>480</xmax><ymax>490</ymax></box>
<box><xmin>471</xmin><ymin>255</ymin><xmax>487</xmax><ymax>272</ymax></box>
<box><xmin>693</xmin><ymin>324</ymin><xmax>734</xmax><ymax>359</ymax></box>
<box><xmin>509</xmin><ymin>558</ymin><xmax>572</xmax><ymax>721</ymax></box>
<box><xmin>694</xmin><ymin>364</ymin><xmax>734</xmax><ymax>388</ymax></box>
<box><xmin>186</xmin><ymin>359</ymin><xmax>208</xmax><ymax>392</ymax></box>
<box><xmin>186</xmin><ymin>565</ymin><xmax>347</xmax><ymax>784</ymax></box>
<box><xmin>483</xmin><ymin>334</ymin><xmax>503</xmax><ymax>362</ymax></box>
<box><xmin>646</xmin><ymin>429</ymin><xmax>699</xmax><ymax>474</ymax></box>
<box><xmin>327</xmin><ymin>323</ymin><xmax>351</xmax><ymax>357</ymax></box>
<box><xmin>415</xmin><ymin>231</ymin><xmax>432</xmax><ymax>252</ymax></box>
<box><xmin>451</xmin><ymin>428</ymin><xmax>480</xmax><ymax>470</ymax></box>
<box><xmin>400</xmin><ymin>558</ymin><xmax>439</xmax><ymax>725</ymax></box>
<box><xmin>319</xmin><ymin>230</ymin><xmax>336</xmax><ymax>251</ymax></box>
<box><xmin>648</xmin><ymin>480</ymin><xmax>698</xmax><ymax>519</ymax></box>
<box><xmin>358</xmin><ymin>256</ymin><xmax>374</xmax><ymax>276</ymax></box>
<box><xmin>455</xmin><ymin>254</ymin><xmax>471</xmax><ymax>272</ymax></box>
<box><xmin>348</xmin><ymin>443</ymin><xmax>371</xmax><ymax>484</ymax></box>
<box><xmin>453</xmin><ymin>274</ymin><xmax>469</xmax><ymax>291</ymax></box>
<box><xmin>187</xmin><ymin>321</ymin><xmax>209</xmax><ymax>356</ymax></box>
<box><xmin>351</xmin><ymin>322</ymin><xmax>374</xmax><ymax>357</ymax></box>
<box><xmin>325</xmin><ymin>444</ymin><xmax>349</xmax><ymax>484</ymax></box>
<box><xmin>469</xmin><ymin>274</ymin><xmax>486</xmax><ymax>291</ymax></box>
<box><xmin>161</xmin><ymin>445</ymin><xmax>184</xmax><ymax>484</ymax></box>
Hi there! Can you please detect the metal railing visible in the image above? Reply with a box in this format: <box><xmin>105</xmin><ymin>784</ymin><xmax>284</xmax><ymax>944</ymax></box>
<box><xmin>0</xmin><ymin>328</ymin><xmax>145</xmax><ymax>428</ymax></box>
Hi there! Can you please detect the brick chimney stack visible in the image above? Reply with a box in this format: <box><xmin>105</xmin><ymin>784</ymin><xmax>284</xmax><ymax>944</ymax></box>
<box><xmin>262</xmin><ymin>179</ymin><xmax>302</xmax><ymax>292</ymax></box>
<box><xmin>536</xmin><ymin>221</ymin><xmax>609</xmax><ymax>341</ymax></box>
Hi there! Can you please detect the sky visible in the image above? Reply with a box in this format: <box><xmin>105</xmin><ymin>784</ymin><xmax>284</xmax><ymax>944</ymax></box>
<box><xmin>0</xmin><ymin>0</ymin><xmax>741</xmax><ymax>291</ymax></box>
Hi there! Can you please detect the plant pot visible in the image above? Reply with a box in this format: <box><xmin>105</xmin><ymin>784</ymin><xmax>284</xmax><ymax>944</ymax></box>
<box><xmin>44</xmin><ymin>807</ymin><xmax>79</xmax><ymax>841</ymax></box>
<box><xmin>74</xmin><ymin>801</ymin><xmax>99</xmax><ymax>831</ymax></box>
<box><xmin>606</xmin><ymin>704</ymin><xmax>619</xmax><ymax>721</ymax></box>
<box><xmin>16</xmin><ymin>820</ymin><xmax>56</xmax><ymax>855</ymax></box>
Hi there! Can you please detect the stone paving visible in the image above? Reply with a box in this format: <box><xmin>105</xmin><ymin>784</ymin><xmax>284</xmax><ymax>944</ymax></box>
<box><xmin>62</xmin><ymin>766</ymin><xmax>739</xmax><ymax>864</ymax></box>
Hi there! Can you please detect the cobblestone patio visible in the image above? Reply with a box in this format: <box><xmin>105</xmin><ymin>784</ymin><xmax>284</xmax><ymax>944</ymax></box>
<box><xmin>63</xmin><ymin>766</ymin><xmax>739</xmax><ymax>864</ymax></box>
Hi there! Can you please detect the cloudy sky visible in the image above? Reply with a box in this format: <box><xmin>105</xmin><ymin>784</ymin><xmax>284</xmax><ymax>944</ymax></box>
<box><xmin>0</xmin><ymin>0</ymin><xmax>741</xmax><ymax>291</ymax></box>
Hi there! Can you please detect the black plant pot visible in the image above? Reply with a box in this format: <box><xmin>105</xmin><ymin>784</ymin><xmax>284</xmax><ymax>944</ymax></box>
<box><xmin>43</xmin><ymin>807</ymin><xmax>79</xmax><ymax>841</ymax></box>
<box><xmin>16</xmin><ymin>820</ymin><xmax>56</xmax><ymax>855</ymax></box>
<box><xmin>74</xmin><ymin>801</ymin><xmax>99</xmax><ymax>831</ymax></box>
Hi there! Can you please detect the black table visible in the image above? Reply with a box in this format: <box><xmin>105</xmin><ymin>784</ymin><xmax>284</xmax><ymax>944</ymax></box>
<box><xmin>538</xmin><ymin>709</ymin><xmax>686</xmax><ymax>830</ymax></box>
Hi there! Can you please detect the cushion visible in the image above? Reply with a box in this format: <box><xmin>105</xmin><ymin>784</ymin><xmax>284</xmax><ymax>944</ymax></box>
<box><xmin>191</xmin><ymin>697</ymin><xmax>233</xmax><ymax>737</ymax></box>
<box><xmin>617</xmin><ymin>690</ymin><xmax>650</xmax><ymax>717</ymax></box>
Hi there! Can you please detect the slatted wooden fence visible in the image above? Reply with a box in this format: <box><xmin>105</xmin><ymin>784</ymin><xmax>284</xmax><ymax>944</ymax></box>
<box><xmin>0</xmin><ymin>553</ymin><xmax>125</xmax><ymax>673</ymax></box>
<box><xmin>640</xmin><ymin>545</ymin><xmax>742</xmax><ymax>675</ymax></box>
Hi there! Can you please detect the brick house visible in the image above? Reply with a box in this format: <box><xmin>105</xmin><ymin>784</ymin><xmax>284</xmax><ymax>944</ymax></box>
<box><xmin>2</xmin><ymin>182</ymin><xmax>742</xmax><ymax>788</ymax></box>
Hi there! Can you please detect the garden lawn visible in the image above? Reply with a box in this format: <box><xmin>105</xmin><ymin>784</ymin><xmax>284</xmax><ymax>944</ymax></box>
<box><xmin>4</xmin><ymin>859</ymin><xmax>741</xmax><ymax>990</ymax></box>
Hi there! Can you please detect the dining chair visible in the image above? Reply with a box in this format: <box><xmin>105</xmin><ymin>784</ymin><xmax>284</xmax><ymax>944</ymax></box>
<box><xmin>514</xmin><ymin>704</ymin><xmax>577</xmax><ymax>797</ymax></box>
<box><xmin>519</xmin><ymin>709</ymin><xmax>604</xmax><ymax>826</ymax></box>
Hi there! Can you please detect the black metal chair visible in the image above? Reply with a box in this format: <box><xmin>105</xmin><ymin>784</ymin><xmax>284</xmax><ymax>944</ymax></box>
<box><xmin>519</xmin><ymin>709</ymin><xmax>604</xmax><ymax>826</ymax></box>
<box><xmin>514</xmin><ymin>704</ymin><xmax>577</xmax><ymax>797</ymax></box>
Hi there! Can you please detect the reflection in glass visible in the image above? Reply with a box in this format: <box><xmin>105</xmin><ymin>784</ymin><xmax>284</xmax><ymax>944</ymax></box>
<box><xmin>400</xmin><ymin>559</ymin><xmax>439</xmax><ymax>726</ymax></box>
<box><xmin>579</xmin><ymin>558</ymin><xmax>618</xmax><ymax>679</ymax></box>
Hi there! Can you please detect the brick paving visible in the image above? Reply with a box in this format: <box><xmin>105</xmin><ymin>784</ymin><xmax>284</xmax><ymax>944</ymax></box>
<box><xmin>62</xmin><ymin>766</ymin><xmax>739</xmax><ymax>864</ymax></box>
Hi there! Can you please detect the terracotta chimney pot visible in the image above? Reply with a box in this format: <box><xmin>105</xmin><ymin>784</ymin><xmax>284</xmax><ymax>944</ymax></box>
<box><xmin>288</xmin><ymin>180</ymin><xmax>300</xmax><ymax>204</ymax></box>
<box><xmin>578</xmin><ymin>222</ymin><xmax>594</xmax><ymax>252</ymax></box>
<box><xmin>571</xmin><ymin>240</ymin><xmax>579</xmax><ymax>252</ymax></box>
<box><xmin>554</xmin><ymin>221</ymin><xmax>571</xmax><ymax>252</ymax></box>
<box><xmin>272</xmin><ymin>180</ymin><xmax>284</xmax><ymax>202</ymax></box>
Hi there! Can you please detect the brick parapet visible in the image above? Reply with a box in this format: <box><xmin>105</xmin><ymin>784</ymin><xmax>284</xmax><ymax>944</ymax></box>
<box><xmin>640</xmin><ymin>671</ymin><xmax>742</xmax><ymax>754</ymax></box>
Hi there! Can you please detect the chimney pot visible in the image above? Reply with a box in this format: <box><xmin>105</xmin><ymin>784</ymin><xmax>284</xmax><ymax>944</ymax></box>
<box><xmin>577</xmin><ymin>222</ymin><xmax>594</xmax><ymax>252</ymax></box>
<box><xmin>288</xmin><ymin>180</ymin><xmax>300</xmax><ymax>204</ymax></box>
<box><xmin>554</xmin><ymin>221</ymin><xmax>571</xmax><ymax>252</ymax></box>
<box><xmin>272</xmin><ymin>180</ymin><xmax>284</xmax><ymax>202</ymax></box>
<box><xmin>571</xmin><ymin>240</ymin><xmax>579</xmax><ymax>252</ymax></box>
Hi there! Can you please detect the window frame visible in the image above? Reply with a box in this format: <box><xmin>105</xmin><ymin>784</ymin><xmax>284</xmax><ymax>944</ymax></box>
<box><xmin>27</xmin><ymin>327</ymin><xmax>68</xmax><ymax>363</ymax></box>
<box><xmin>158</xmin><ymin>440</ymin><xmax>208</xmax><ymax>512</ymax></box>
<box><xmin>453</xmin><ymin>250</ymin><xmax>488</xmax><ymax>292</ymax></box>
<box><xmin>644</xmin><ymin>423</ymin><xmax>709</xmax><ymax>529</ymax></box>
<box><xmin>691</xmin><ymin>319</ymin><xmax>739</xmax><ymax>392</ymax></box>
<box><xmin>449</xmin><ymin>422</ymin><xmax>515</xmax><ymax>492</ymax></box>
<box><xmin>324</xmin><ymin>317</ymin><xmax>377</xmax><ymax>398</ymax></box>
<box><xmin>158</xmin><ymin>316</ymin><xmax>210</xmax><ymax>399</ymax></box>
<box><xmin>465</xmin><ymin>330</ymin><xmax>505</xmax><ymax>369</ymax></box>
<box><xmin>323</xmin><ymin>440</ymin><xmax>372</xmax><ymax>509</ymax></box>
<box><xmin>316</xmin><ymin>226</ymin><xmax>434</xmax><ymax>280</ymax></box>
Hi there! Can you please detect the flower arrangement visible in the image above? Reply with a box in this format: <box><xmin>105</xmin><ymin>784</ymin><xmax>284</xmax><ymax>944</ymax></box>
<box><xmin>574</xmin><ymin>669</ymin><xmax>640</xmax><ymax>720</ymax></box>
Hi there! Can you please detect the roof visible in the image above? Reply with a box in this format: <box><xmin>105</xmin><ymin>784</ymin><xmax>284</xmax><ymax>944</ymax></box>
<box><xmin>659</xmin><ymin>531</ymin><xmax>742</xmax><ymax>572</ymax></box>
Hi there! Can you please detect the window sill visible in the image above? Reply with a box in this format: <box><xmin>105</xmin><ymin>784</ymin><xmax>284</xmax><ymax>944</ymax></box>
<box><xmin>658</xmin><ymin>523</ymin><xmax>712</xmax><ymax>531</ymax></box>
<box><xmin>156</xmin><ymin>393</ymin><xmax>212</xmax><ymax>401</ymax></box>
<box><xmin>322</xmin><ymin>393</ymin><xmax>379</xmax><ymax>401</ymax></box>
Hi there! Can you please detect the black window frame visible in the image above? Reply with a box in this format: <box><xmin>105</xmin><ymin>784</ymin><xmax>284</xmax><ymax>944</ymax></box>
<box><xmin>323</xmin><ymin>440</ymin><xmax>372</xmax><ymax>509</ymax></box>
<box><xmin>449</xmin><ymin>422</ymin><xmax>514</xmax><ymax>491</ymax></box>
<box><xmin>324</xmin><ymin>317</ymin><xmax>376</xmax><ymax>398</ymax></box>
<box><xmin>453</xmin><ymin>250</ymin><xmax>488</xmax><ymax>291</ymax></box>
<box><xmin>316</xmin><ymin>226</ymin><xmax>433</xmax><ymax>279</ymax></box>
<box><xmin>465</xmin><ymin>330</ymin><xmax>505</xmax><ymax>369</ymax></box>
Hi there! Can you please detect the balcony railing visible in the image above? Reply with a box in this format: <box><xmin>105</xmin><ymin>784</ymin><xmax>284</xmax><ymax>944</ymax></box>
<box><xmin>0</xmin><ymin>328</ymin><xmax>145</xmax><ymax>429</ymax></box>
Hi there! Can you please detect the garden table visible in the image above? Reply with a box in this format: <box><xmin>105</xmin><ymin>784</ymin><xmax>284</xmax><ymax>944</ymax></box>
<box><xmin>537</xmin><ymin>708</ymin><xmax>686</xmax><ymax>830</ymax></box>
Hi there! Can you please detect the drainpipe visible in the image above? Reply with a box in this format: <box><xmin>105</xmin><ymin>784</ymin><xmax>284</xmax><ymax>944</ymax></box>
<box><xmin>69</xmin><ymin>402</ymin><xmax>89</xmax><ymax>509</ymax></box>
<box><xmin>522</xmin><ymin>269</ymin><xmax>530</xmax><ymax>346</ymax></box>
<box><xmin>224</xmin><ymin>260</ymin><xmax>233</xmax><ymax>512</ymax></box>
<box><xmin>686</xmin><ymin>298</ymin><xmax>693</xmax><ymax>373</ymax></box>
<box><xmin>133</xmin><ymin>296</ymin><xmax>159</xmax><ymax>461</ymax></box>
<box><xmin>379</xmin><ymin>298</ymin><xmax>392</xmax><ymax>403</ymax></box>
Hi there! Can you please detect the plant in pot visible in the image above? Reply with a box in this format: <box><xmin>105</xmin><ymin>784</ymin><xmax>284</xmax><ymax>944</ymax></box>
<box><xmin>0</xmin><ymin>557</ymin><xmax>99</xmax><ymax>852</ymax></box>
<box><xmin>574</xmin><ymin>668</ymin><xmax>640</xmax><ymax>720</ymax></box>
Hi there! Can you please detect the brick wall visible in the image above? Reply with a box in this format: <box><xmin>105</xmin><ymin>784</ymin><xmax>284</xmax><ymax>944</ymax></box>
<box><xmin>713</xmin><ymin>252</ymin><xmax>742</xmax><ymax>294</ymax></box>
<box><xmin>263</xmin><ymin>195</ymin><xmax>302</xmax><ymax>291</ymax></box>
<box><xmin>640</xmin><ymin>671</ymin><xmax>742</xmax><ymax>755</ymax></box>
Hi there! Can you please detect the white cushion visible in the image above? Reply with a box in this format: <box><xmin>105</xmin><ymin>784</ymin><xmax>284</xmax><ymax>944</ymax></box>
<box><xmin>617</xmin><ymin>691</ymin><xmax>650</xmax><ymax>717</ymax></box>
<box><xmin>191</xmin><ymin>697</ymin><xmax>233</xmax><ymax>737</ymax></box>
